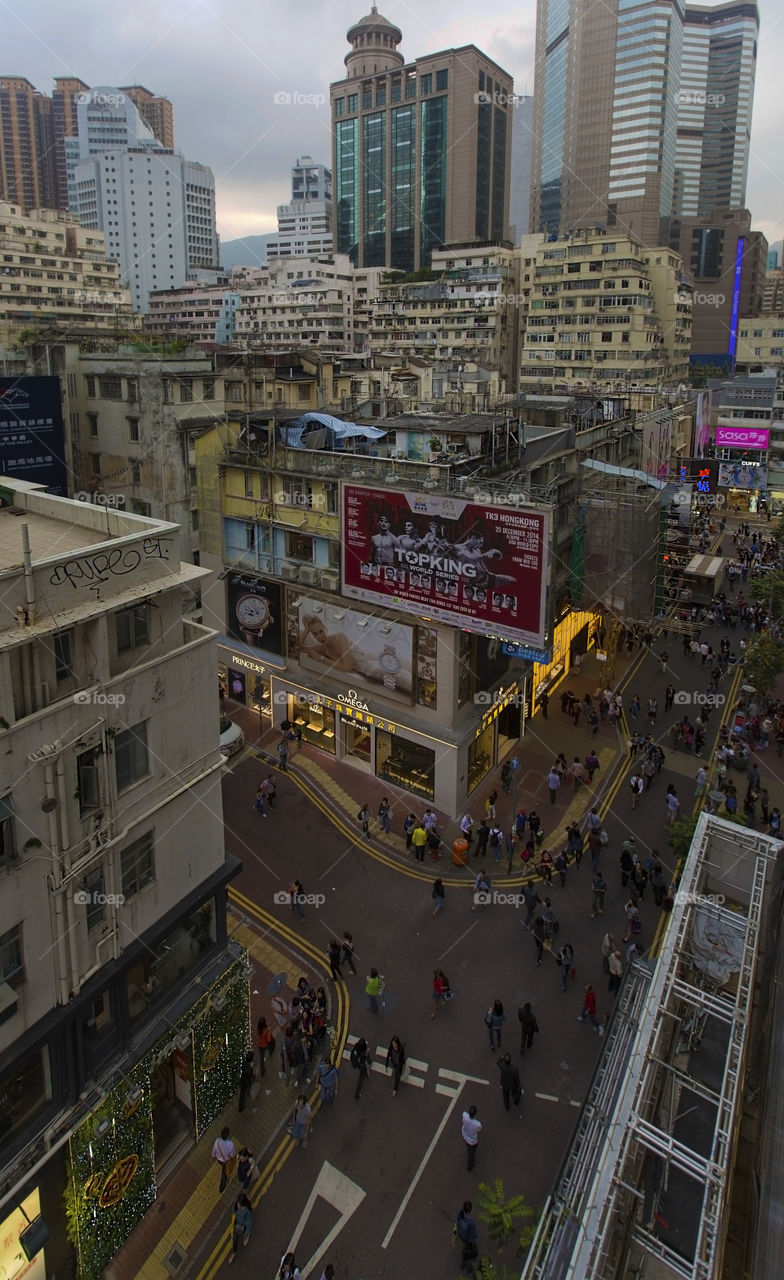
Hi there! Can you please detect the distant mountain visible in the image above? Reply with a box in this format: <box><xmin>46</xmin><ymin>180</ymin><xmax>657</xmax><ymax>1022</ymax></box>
<box><xmin>220</xmin><ymin>234</ymin><xmax>275</xmax><ymax>269</ymax></box>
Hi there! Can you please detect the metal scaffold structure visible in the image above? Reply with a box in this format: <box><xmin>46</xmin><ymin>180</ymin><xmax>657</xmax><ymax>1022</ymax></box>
<box><xmin>521</xmin><ymin>813</ymin><xmax>779</xmax><ymax>1280</ymax></box>
<box><xmin>575</xmin><ymin>465</ymin><xmax>665</xmax><ymax>628</ymax></box>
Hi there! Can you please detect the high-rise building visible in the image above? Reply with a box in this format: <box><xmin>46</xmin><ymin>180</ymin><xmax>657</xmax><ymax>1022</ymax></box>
<box><xmin>266</xmin><ymin>155</ymin><xmax>333</xmax><ymax>260</ymax></box>
<box><xmin>674</xmin><ymin>3</ymin><xmax>758</xmax><ymax>219</ymax></box>
<box><xmin>670</xmin><ymin>207</ymin><xmax>766</xmax><ymax>363</ymax></box>
<box><xmin>65</xmin><ymin>86</ymin><xmax>160</xmax><ymax>211</ymax></box>
<box><xmin>330</xmin><ymin>5</ymin><xmax>513</xmax><ymax>272</ymax></box>
<box><xmin>529</xmin><ymin>0</ymin><xmax>758</xmax><ymax>247</ymax></box>
<box><xmin>51</xmin><ymin>76</ymin><xmax>89</xmax><ymax>209</ymax></box>
<box><xmin>0</xmin><ymin>77</ymin><xmax>56</xmax><ymax>212</ymax></box>
<box><xmin>119</xmin><ymin>85</ymin><xmax>175</xmax><ymax>148</ymax></box>
<box><xmin>508</xmin><ymin>95</ymin><xmax>533</xmax><ymax>244</ymax></box>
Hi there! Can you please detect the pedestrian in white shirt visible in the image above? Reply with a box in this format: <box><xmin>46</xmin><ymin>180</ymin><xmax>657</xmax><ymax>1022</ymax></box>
<box><xmin>461</xmin><ymin>1105</ymin><xmax>482</xmax><ymax>1171</ymax></box>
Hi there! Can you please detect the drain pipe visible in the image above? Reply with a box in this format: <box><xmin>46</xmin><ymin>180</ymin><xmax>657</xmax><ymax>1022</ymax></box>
<box><xmin>43</xmin><ymin>756</ymin><xmax>69</xmax><ymax>1006</ymax></box>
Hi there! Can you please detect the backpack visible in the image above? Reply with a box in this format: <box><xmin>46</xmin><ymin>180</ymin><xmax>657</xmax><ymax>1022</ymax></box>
<box><xmin>350</xmin><ymin>1045</ymin><xmax>362</xmax><ymax>1069</ymax></box>
<box><xmin>490</xmin><ymin>830</ymin><xmax>501</xmax><ymax>847</ymax></box>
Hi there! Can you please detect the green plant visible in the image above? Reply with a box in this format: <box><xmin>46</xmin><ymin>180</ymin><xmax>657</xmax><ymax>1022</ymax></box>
<box><xmin>477</xmin><ymin>1178</ymin><xmax>540</xmax><ymax>1256</ymax></box>
<box><xmin>665</xmin><ymin>813</ymin><xmax>699</xmax><ymax>862</ymax></box>
<box><xmin>744</xmin><ymin>635</ymin><xmax>784</xmax><ymax>695</ymax></box>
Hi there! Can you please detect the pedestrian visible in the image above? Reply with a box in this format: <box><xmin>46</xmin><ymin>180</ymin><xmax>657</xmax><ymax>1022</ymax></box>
<box><xmin>556</xmin><ymin>941</ymin><xmax>574</xmax><ymax>992</ymax></box>
<box><xmin>546</xmin><ymin>767</ymin><xmax>561</xmax><ymax>804</ymax></box>
<box><xmin>455</xmin><ymin>1201</ymin><xmax>479</xmax><ymax>1274</ymax></box>
<box><xmin>431</xmin><ymin>968</ymin><xmax>450</xmax><ymax>1018</ymax></box>
<box><xmin>271</xmin><ymin>991</ymin><xmax>289</xmax><ymax>1029</ymax></box>
<box><xmin>695</xmin><ymin>765</ymin><xmax>708</xmax><ymax>798</ymax></box>
<box><xmin>328</xmin><ymin>939</ymin><xmax>343</xmax><ymax>981</ymax></box>
<box><xmin>315</xmin><ymin>1057</ymin><xmax>339</xmax><ymax>1107</ymax></box>
<box><xmin>277</xmin><ymin>738</ymin><xmax>289</xmax><ymax>771</ymax></box>
<box><xmin>461</xmin><ymin>1105</ymin><xmax>482</xmax><ymax>1171</ymax></box>
<box><xmin>472</xmin><ymin>869</ymin><xmax>491</xmax><ymax>910</ymax></box>
<box><xmin>554</xmin><ymin>850</ymin><xmax>568</xmax><ymax>888</ymax></box>
<box><xmin>211</xmin><ymin>1126</ymin><xmax>236</xmax><ymax>1192</ymax></box>
<box><xmin>629</xmin><ymin>773</ymin><xmax>644</xmax><ymax>809</ymax></box>
<box><xmin>485</xmin><ymin>789</ymin><xmax>498</xmax><ymax>820</ymax></box>
<box><xmin>632</xmin><ymin>859</ymin><xmax>648</xmax><ymax>900</ymax></box>
<box><xmin>648</xmin><ymin>697</ymin><xmax>658</xmax><ymax>727</ymax></box>
<box><xmin>577</xmin><ymin>983</ymin><xmax>603</xmax><ymax>1035</ymax></box>
<box><xmin>518</xmin><ymin>1001</ymin><xmax>539</xmax><ymax>1054</ymax></box>
<box><xmin>532</xmin><ymin>916</ymin><xmax>546</xmax><ymax>966</ymax></box>
<box><xmin>475</xmin><ymin>819</ymin><xmax>490</xmax><ymax>858</ymax></box>
<box><xmin>485</xmin><ymin>998</ymin><xmax>506</xmax><ymax>1051</ymax></box>
<box><xmin>571</xmin><ymin>758</ymin><xmax>586</xmax><ymax>791</ymax></box>
<box><xmin>540</xmin><ymin>895</ymin><xmax>556</xmax><ymax>940</ymax></box>
<box><xmin>601</xmin><ymin>930</ymin><xmax>615</xmax><ymax>972</ymax></box>
<box><xmin>540</xmin><ymin>691</ymin><xmax>549</xmax><ymax>719</ymax></box>
<box><xmin>659</xmin><ymin>650</ymin><xmax>669</xmax><ymax>675</ymax></box>
<box><xmin>528</xmin><ymin>810</ymin><xmax>543</xmax><ymax>845</ymax></box>
<box><xmin>411</xmin><ymin>822</ymin><xmax>427</xmax><ymax>862</ymax></box>
<box><xmin>522</xmin><ymin>880</ymin><xmax>541</xmax><ymax>927</ymax></box>
<box><xmin>460</xmin><ymin>812</ymin><xmax>474</xmax><ymax>847</ymax></box>
<box><xmin>357</xmin><ymin>803</ymin><xmax>370</xmax><ymax>838</ymax></box>
<box><xmin>365</xmin><ymin>968</ymin><xmax>383</xmax><ymax>1014</ymax></box>
<box><xmin>650</xmin><ymin>858</ymin><xmax>665</xmax><ymax>906</ymax></box>
<box><xmin>289</xmin><ymin>877</ymin><xmax>306</xmax><ymax>920</ymax></box>
<box><xmin>620</xmin><ymin>838</ymin><xmax>635</xmax><ymax>887</ymax></box>
<box><xmin>229</xmin><ymin>1192</ymin><xmax>253</xmax><ymax>1262</ymax></box>
<box><xmin>665</xmin><ymin>786</ymin><xmax>681</xmax><ymax>825</ymax></box>
<box><xmin>319</xmin><ymin>1268</ymin><xmax>335</xmax><ymax>1280</ymax></box>
<box><xmin>289</xmin><ymin>1094</ymin><xmax>312</xmax><ymax>1145</ymax></box>
<box><xmin>500</xmin><ymin>760</ymin><xmax>513</xmax><ymax>794</ymax></box>
<box><xmin>584</xmin><ymin>750</ymin><xmax>600</xmax><ymax>784</ymax></box>
<box><xmin>623</xmin><ymin>898</ymin><xmax>641</xmax><ymax>943</ymax></box>
<box><xmin>378</xmin><ymin>797</ymin><xmax>391</xmax><ymax>833</ymax></box>
<box><xmin>403</xmin><ymin>813</ymin><xmax>416</xmax><ymax>850</ymax></box>
<box><xmin>496</xmin><ymin>1052</ymin><xmax>522</xmax><ymax>1110</ymax></box>
<box><xmin>590</xmin><ymin>870</ymin><xmax>607</xmax><ymax>918</ymax></box>
<box><xmin>608</xmin><ymin>949</ymin><xmax>624</xmax><ymax>994</ymax></box>
<box><xmin>760</xmin><ymin>786</ymin><xmax>770</xmax><ymax>825</ymax></box>
<box><xmin>489</xmin><ymin>824</ymin><xmax>503</xmax><ymax>862</ymax></box>
<box><xmin>341</xmin><ymin>930</ymin><xmax>357</xmax><ymax>974</ymax></box>
<box><xmin>665</xmin><ymin>684</ymin><xmax>675</xmax><ymax>711</ymax></box>
<box><xmin>385</xmin><ymin>1035</ymin><xmax>406</xmax><ymax>1095</ymax></box>
<box><xmin>236</xmin><ymin>1146</ymin><xmax>256</xmax><ymax>1191</ymax></box>
<box><xmin>278</xmin><ymin>1251</ymin><xmax>301</xmax><ymax>1280</ymax></box>
<box><xmin>256</xmin><ymin>1017</ymin><xmax>274</xmax><ymax>1076</ymax></box>
<box><xmin>431</xmin><ymin>877</ymin><xmax>445</xmax><ymax>916</ymax></box>
<box><xmin>260</xmin><ymin>774</ymin><xmax>276</xmax><ymax>809</ymax></box>
<box><xmin>238</xmin><ymin>1049</ymin><xmax>255</xmax><ymax>1113</ymax></box>
<box><xmin>350</xmin><ymin>1037</ymin><xmax>371</xmax><ymax>1100</ymax></box>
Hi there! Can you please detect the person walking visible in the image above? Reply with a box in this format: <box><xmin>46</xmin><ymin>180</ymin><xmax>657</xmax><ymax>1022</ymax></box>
<box><xmin>260</xmin><ymin>774</ymin><xmax>276</xmax><ymax>809</ymax></box>
<box><xmin>278</xmin><ymin>1251</ymin><xmax>301</xmax><ymax>1280</ymax></box>
<box><xmin>489</xmin><ymin>824</ymin><xmax>504</xmax><ymax>863</ymax></box>
<box><xmin>377</xmin><ymin>797</ymin><xmax>391</xmax><ymax>833</ymax></box>
<box><xmin>341</xmin><ymin>930</ymin><xmax>357</xmax><ymax>975</ymax></box>
<box><xmin>556</xmin><ymin>941</ymin><xmax>574</xmax><ymax>993</ymax></box>
<box><xmin>365</xmin><ymin>968</ymin><xmax>383</xmax><ymax>1014</ymax></box>
<box><xmin>431</xmin><ymin>877</ymin><xmax>445</xmax><ymax>916</ymax></box>
<box><xmin>695</xmin><ymin>765</ymin><xmax>708</xmax><ymax>798</ymax></box>
<box><xmin>328</xmin><ymin>939</ymin><xmax>343</xmax><ymax>981</ymax></box>
<box><xmin>590</xmin><ymin>870</ymin><xmax>607</xmax><ymax>918</ymax></box>
<box><xmin>629</xmin><ymin>772</ymin><xmax>644</xmax><ymax>809</ymax></box>
<box><xmin>554</xmin><ymin>850</ymin><xmax>568</xmax><ymax>888</ymax></box>
<box><xmin>431</xmin><ymin>968</ymin><xmax>450</xmax><ymax>1018</ymax></box>
<box><xmin>522</xmin><ymin>880</ymin><xmax>541</xmax><ymax>928</ymax></box>
<box><xmin>386</xmin><ymin>1035</ymin><xmax>406</xmax><ymax>1095</ymax></box>
<box><xmin>315</xmin><ymin>1057</ymin><xmax>339</xmax><ymax>1107</ymax></box>
<box><xmin>253</xmin><ymin>785</ymin><xmax>268</xmax><ymax>818</ymax></box>
<box><xmin>475</xmin><ymin>819</ymin><xmax>490</xmax><ymax>858</ymax></box>
<box><xmin>546</xmin><ymin>767</ymin><xmax>561</xmax><ymax>805</ymax></box>
<box><xmin>289</xmin><ymin>878</ymin><xmax>306</xmax><ymax>920</ymax></box>
<box><xmin>455</xmin><ymin>1202</ymin><xmax>479</xmax><ymax>1275</ymax></box>
<box><xmin>357</xmin><ymin>803</ymin><xmax>370</xmax><ymax>838</ymax></box>
<box><xmin>229</xmin><ymin>1193</ymin><xmax>253</xmax><ymax>1262</ymax></box>
<box><xmin>461</xmin><ymin>1105</ymin><xmax>482</xmax><ymax>1171</ymax></box>
<box><xmin>540</xmin><ymin>691</ymin><xmax>549</xmax><ymax>719</ymax></box>
<box><xmin>411</xmin><ymin>822</ymin><xmax>427</xmax><ymax>862</ymax></box>
<box><xmin>350</xmin><ymin>1037</ymin><xmax>371</xmax><ymax>1100</ymax></box>
<box><xmin>532</xmin><ymin>916</ymin><xmax>546</xmax><ymax>967</ymax></box>
<box><xmin>460</xmin><ymin>812</ymin><xmax>474</xmax><ymax>848</ymax></box>
<box><xmin>485</xmin><ymin>998</ymin><xmax>506</xmax><ymax>1051</ymax></box>
<box><xmin>277</xmin><ymin>737</ymin><xmax>289</xmax><ymax>772</ymax></box>
<box><xmin>608</xmin><ymin>949</ymin><xmax>624</xmax><ymax>994</ymax></box>
<box><xmin>403</xmin><ymin>812</ymin><xmax>416</xmax><ymax>850</ymax></box>
<box><xmin>665</xmin><ymin>786</ymin><xmax>681</xmax><ymax>825</ymax></box>
<box><xmin>211</xmin><ymin>1127</ymin><xmax>236</xmax><ymax>1192</ymax></box>
<box><xmin>577</xmin><ymin>984</ymin><xmax>603</xmax><ymax>1035</ymax></box>
<box><xmin>623</xmin><ymin>898</ymin><xmax>642</xmax><ymax>944</ymax></box>
<box><xmin>620</xmin><ymin>839</ymin><xmax>635</xmax><ymax>888</ymax></box>
<box><xmin>236</xmin><ymin>1146</ymin><xmax>256</xmax><ymax>1191</ymax></box>
<box><xmin>518</xmin><ymin>1001</ymin><xmax>539</xmax><ymax>1054</ymax></box>
<box><xmin>256</xmin><ymin>1017</ymin><xmax>274</xmax><ymax>1077</ymax></box>
<box><xmin>500</xmin><ymin>760</ymin><xmax>513</xmax><ymax>795</ymax></box>
<box><xmin>601</xmin><ymin>930</ymin><xmax>615</xmax><ymax>973</ymax></box>
<box><xmin>238</xmin><ymin>1049</ymin><xmax>255</xmax><ymax>1113</ymax></box>
<box><xmin>485</xmin><ymin>789</ymin><xmax>498</xmax><ymax>821</ymax></box>
<box><xmin>496</xmin><ymin>1052</ymin><xmax>522</xmax><ymax>1110</ymax></box>
<box><xmin>289</xmin><ymin>1094</ymin><xmax>312</xmax><ymax>1146</ymax></box>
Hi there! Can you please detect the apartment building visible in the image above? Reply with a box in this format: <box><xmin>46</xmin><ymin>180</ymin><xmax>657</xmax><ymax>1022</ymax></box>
<box><xmin>0</xmin><ymin>77</ymin><xmax>56</xmax><ymax>214</ymax></box>
<box><xmin>519</xmin><ymin>227</ymin><xmax>692</xmax><ymax>388</ymax></box>
<box><xmin>144</xmin><ymin>281</ymin><xmax>240</xmax><ymax>344</ymax></box>
<box><xmin>234</xmin><ymin>254</ymin><xmax>383</xmax><ymax>353</ymax></box>
<box><xmin>0</xmin><ymin>477</ymin><xmax>243</xmax><ymax>1278</ymax></box>
<box><xmin>369</xmin><ymin>241</ymin><xmax>521</xmax><ymax>397</ymax></box>
<box><xmin>736</xmin><ymin>318</ymin><xmax>784</xmax><ymax>370</ymax></box>
<box><xmin>266</xmin><ymin>155</ymin><xmax>333</xmax><ymax>261</ymax></box>
<box><xmin>119</xmin><ymin>85</ymin><xmax>175</xmax><ymax>149</ymax></box>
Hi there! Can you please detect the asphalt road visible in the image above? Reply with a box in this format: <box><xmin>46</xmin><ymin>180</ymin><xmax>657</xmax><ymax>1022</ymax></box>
<box><xmin>212</xmin><ymin>616</ymin><xmax>753</xmax><ymax>1279</ymax></box>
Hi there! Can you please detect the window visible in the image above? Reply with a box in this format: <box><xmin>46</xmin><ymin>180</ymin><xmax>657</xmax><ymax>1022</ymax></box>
<box><xmin>115</xmin><ymin>722</ymin><xmax>149</xmax><ymax>793</ymax></box>
<box><xmin>83</xmin><ymin>867</ymin><xmax>105</xmax><ymax>931</ymax></box>
<box><xmin>87</xmin><ymin>412</ymin><xmax>99</xmax><ymax>437</ymax></box>
<box><xmin>54</xmin><ymin>630</ymin><xmax>73</xmax><ymax>683</ymax></box>
<box><xmin>323</xmin><ymin>481</ymin><xmax>337</xmax><ymax>514</ymax></box>
<box><xmin>85</xmin><ymin>375</ymin><xmax>96</xmax><ymax>398</ymax></box>
<box><xmin>121</xmin><ymin>832</ymin><xmax>154</xmax><ymax>898</ymax></box>
<box><xmin>89</xmin><ymin>452</ymin><xmax>101</xmax><ymax>475</ymax></box>
<box><xmin>126</xmin><ymin>378</ymin><xmax>139</xmax><ymax>401</ymax></box>
<box><xmin>0</xmin><ymin>795</ymin><xmax>18</xmax><ymax>874</ymax></box>
<box><xmin>0</xmin><ymin>923</ymin><xmax>23</xmax><ymax>983</ymax></box>
<box><xmin>77</xmin><ymin>747</ymin><xmax>101</xmax><ymax>813</ymax></box>
<box><xmin>191</xmin><ymin>509</ymin><xmax>199</xmax><ymax>532</ymax></box>
<box><xmin>420</xmin><ymin>73</ymin><xmax>432</xmax><ymax>95</ymax></box>
<box><xmin>202</xmin><ymin>376</ymin><xmax>215</xmax><ymax>400</ymax></box>
<box><xmin>348</xmin><ymin>93</ymin><xmax>358</xmax><ymax>113</ymax></box>
<box><xmin>127</xmin><ymin>416</ymin><xmax>140</xmax><ymax>441</ymax></box>
<box><xmin>116</xmin><ymin>604</ymin><xmax>149</xmax><ymax>652</ymax></box>
<box><xmin>285</xmin><ymin>531</ymin><xmax>314</xmax><ymax>561</ymax></box>
<box><xmin>131</xmin><ymin>461</ymin><xmax>141</xmax><ymax>485</ymax></box>
<box><xmin>335</xmin><ymin>97</ymin><xmax>345</xmax><ymax>117</ymax></box>
<box><xmin>436</xmin><ymin>69</ymin><xmax>448</xmax><ymax>91</ymax></box>
<box><xmin>376</xmin><ymin>87</ymin><xmax>386</xmax><ymax>106</ymax></box>
<box><xmin>297</xmin><ymin>383</ymin><xmax>310</xmax><ymax>401</ymax></box>
<box><xmin>179</xmin><ymin>380</ymin><xmax>193</xmax><ymax>402</ymax></box>
<box><xmin>244</xmin><ymin>471</ymin><xmax>254</xmax><ymax>498</ymax></box>
<box><xmin>99</xmin><ymin>375</ymin><xmax>123</xmax><ymax>399</ymax></box>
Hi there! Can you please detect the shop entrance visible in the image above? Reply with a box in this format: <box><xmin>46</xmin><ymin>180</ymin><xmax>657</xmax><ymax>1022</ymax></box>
<box><xmin>151</xmin><ymin>1049</ymin><xmax>194</xmax><ymax>1179</ymax></box>
<box><xmin>497</xmin><ymin>699</ymin><xmax>523</xmax><ymax>755</ymax></box>
<box><xmin>343</xmin><ymin>717</ymin><xmax>372</xmax><ymax>766</ymax></box>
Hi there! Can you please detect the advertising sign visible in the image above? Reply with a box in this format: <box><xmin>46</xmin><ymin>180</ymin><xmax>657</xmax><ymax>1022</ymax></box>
<box><xmin>226</xmin><ymin>574</ymin><xmax>283</xmax><ymax>655</ymax></box>
<box><xmin>0</xmin><ymin>376</ymin><xmax>67</xmax><ymax>495</ymax></box>
<box><xmin>291</xmin><ymin>596</ymin><xmax>414</xmax><ymax>705</ymax></box>
<box><xmin>717</xmin><ymin>461</ymin><xmax>768</xmax><ymax>490</ymax></box>
<box><xmin>342</xmin><ymin>486</ymin><xmax>550</xmax><ymax>648</ymax></box>
<box><xmin>715</xmin><ymin>427</ymin><xmax>769</xmax><ymax>450</ymax></box>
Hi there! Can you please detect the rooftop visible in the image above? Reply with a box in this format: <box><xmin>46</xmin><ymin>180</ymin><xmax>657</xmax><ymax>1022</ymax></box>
<box><xmin>0</xmin><ymin>504</ymin><xmax>107</xmax><ymax>570</ymax></box>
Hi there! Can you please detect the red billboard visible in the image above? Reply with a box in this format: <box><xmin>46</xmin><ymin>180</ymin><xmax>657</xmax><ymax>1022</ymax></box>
<box><xmin>342</xmin><ymin>485</ymin><xmax>550</xmax><ymax>648</ymax></box>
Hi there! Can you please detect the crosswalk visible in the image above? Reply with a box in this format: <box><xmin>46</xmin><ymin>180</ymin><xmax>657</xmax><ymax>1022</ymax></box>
<box><xmin>343</xmin><ymin>1036</ymin><xmax>490</xmax><ymax>1096</ymax></box>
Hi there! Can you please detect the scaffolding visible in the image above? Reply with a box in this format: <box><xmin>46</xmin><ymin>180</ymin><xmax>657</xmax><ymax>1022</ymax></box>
<box><xmin>575</xmin><ymin>467</ymin><xmax>664</xmax><ymax>624</ymax></box>
<box><xmin>521</xmin><ymin>813</ymin><xmax>779</xmax><ymax>1280</ymax></box>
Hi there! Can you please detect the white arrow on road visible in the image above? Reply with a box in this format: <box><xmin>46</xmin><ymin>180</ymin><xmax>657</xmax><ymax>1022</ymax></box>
<box><xmin>285</xmin><ymin>1160</ymin><xmax>366</xmax><ymax>1279</ymax></box>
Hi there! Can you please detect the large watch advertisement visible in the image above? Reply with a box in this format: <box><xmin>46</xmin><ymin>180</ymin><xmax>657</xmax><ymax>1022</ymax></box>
<box><xmin>226</xmin><ymin>574</ymin><xmax>283</xmax><ymax>655</ymax></box>
<box><xmin>289</xmin><ymin>596</ymin><xmax>414</xmax><ymax>706</ymax></box>
<box><xmin>342</xmin><ymin>485</ymin><xmax>550</xmax><ymax>649</ymax></box>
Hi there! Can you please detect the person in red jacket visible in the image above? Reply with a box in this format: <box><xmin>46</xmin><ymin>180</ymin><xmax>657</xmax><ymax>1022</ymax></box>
<box><xmin>577</xmin><ymin>983</ymin><xmax>603</xmax><ymax>1035</ymax></box>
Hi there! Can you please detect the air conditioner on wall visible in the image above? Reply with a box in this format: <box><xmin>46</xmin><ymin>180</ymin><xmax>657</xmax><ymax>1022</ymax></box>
<box><xmin>299</xmin><ymin>565</ymin><xmax>321</xmax><ymax>586</ymax></box>
<box><xmin>280</xmin><ymin>561</ymin><xmax>300</xmax><ymax>580</ymax></box>
<box><xmin>321</xmin><ymin>570</ymin><xmax>339</xmax><ymax>590</ymax></box>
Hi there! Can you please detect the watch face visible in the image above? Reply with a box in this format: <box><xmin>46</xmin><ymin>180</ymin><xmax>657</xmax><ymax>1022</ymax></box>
<box><xmin>236</xmin><ymin>594</ymin><xmax>270</xmax><ymax>629</ymax></box>
<box><xmin>380</xmin><ymin>650</ymin><xmax>400</xmax><ymax>674</ymax></box>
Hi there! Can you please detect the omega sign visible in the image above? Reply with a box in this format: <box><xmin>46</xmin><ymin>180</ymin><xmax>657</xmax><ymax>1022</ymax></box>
<box><xmin>338</xmin><ymin>688</ymin><xmax>370</xmax><ymax>712</ymax></box>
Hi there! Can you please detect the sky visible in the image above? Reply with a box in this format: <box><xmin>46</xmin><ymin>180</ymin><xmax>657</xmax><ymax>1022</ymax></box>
<box><xmin>2</xmin><ymin>0</ymin><xmax>782</xmax><ymax>252</ymax></box>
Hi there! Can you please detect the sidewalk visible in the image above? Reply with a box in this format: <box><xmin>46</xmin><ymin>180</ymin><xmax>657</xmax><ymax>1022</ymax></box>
<box><xmin>107</xmin><ymin>918</ymin><xmax>333</xmax><ymax>1280</ymax></box>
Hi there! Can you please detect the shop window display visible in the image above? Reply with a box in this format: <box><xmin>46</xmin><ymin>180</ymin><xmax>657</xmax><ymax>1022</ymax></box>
<box><xmin>468</xmin><ymin>723</ymin><xmax>494</xmax><ymax>793</ymax></box>
<box><xmin>416</xmin><ymin>626</ymin><xmax>438</xmax><ymax>709</ymax></box>
<box><xmin>376</xmin><ymin>728</ymin><xmax>434</xmax><ymax>800</ymax></box>
<box><xmin>291</xmin><ymin>697</ymin><xmax>336</xmax><ymax>754</ymax></box>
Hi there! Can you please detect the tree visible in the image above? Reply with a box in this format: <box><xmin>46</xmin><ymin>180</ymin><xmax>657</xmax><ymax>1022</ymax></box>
<box><xmin>666</xmin><ymin>812</ymin><xmax>699</xmax><ymax>862</ymax></box>
<box><xmin>749</xmin><ymin>571</ymin><xmax>784</xmax><ymax>621</ymax></box>
<box><xmin>744</xmin><ymin>635</ymin><xmax>784</xmax><ymax>695</ymax></box>
<box><xmin>475</xmin><ymin>1178</ymin><xmax>540</xmax><ymax>1273</ymax></box>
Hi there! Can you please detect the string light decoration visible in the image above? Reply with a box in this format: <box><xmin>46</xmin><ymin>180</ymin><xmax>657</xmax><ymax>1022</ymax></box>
<box><xmin>64</xmin><ymin>955</ymin><xmax>249</xmax><ymax>1279</ymax></box>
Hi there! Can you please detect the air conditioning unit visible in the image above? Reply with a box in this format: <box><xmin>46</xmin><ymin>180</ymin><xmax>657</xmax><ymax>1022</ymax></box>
<box><xmin>257</xmin><ymin>556</ymin><xmax>273</xmax><ymax>574</ymax></box>
<box><xmin>280</xmin><ymin>561</ymin><xmax>300</xmax><ymax>580</ymax></box>
<box><xmin>299</xmin><ymin>565</ymin><xmax>321</xmax><ymax>586</ymax></box>
<box><xmin>321</xmin><ymin>570</ymin><xmax>339</xmax><ymax>591</ymax></box>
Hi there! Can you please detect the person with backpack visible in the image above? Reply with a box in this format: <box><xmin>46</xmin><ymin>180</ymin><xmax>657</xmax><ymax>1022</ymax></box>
<box><xmin>629</xmin><ymin>773</ymin><xmax>644</xmax><ymax>809</ymax></box>
<box><xmin>488</xmin><ymin>824</ymin><xmax>503</xmax><ymax>862</ymax></box>
<box><xmin>350</xmin><ymin>1036</ymin><xmax>371</xmax><ymax>1099</ymax></box>
<box><xmin>455</xmin><ymin>1201</ymin><xmax>479</xmax><ymax>1273</ymax></box>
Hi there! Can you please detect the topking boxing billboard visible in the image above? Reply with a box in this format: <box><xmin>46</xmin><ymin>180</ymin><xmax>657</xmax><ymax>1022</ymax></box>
<box><xmin>342</xmin><ymin>485</ymin><xmax>550</xmax><ymax>648</ymax></box>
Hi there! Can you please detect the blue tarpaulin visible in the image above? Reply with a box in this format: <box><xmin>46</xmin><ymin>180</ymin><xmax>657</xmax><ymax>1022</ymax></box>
<box><xmin>279</xmin><ymin>413</ymin><xmax>388</xmax><ymax>449</ymax></box>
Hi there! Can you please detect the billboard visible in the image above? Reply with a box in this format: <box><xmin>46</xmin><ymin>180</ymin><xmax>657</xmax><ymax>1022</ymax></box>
<box><xmin>342</xmin><ymin>485</ymin><xmax>550</xmax><ymax>648</ymax></box>
<box><xmin>715</xmin><ymin>427</ymin><xmax>769</xmax><ymax>450</ymax></box>
<box><xmin>717</xmin><ymin>461</ymin><xmax>768</xmax><ymax>490</ymax></box>
<box><xmin>0</xmin><ymin>376</ymin><xmax>67</xmax><ymax>495</ymax></box>
<box><xmin>291</xmin><ymin>596</ymin><xmax>414</xmax><ymax>705</ymax></box>
<box><xmin>226</xmin><ymin>574</ymin><xmax>283</xmax><ymax>655</ymax></box>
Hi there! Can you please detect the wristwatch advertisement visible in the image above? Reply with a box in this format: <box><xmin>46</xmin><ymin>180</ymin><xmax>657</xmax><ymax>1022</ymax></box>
<box><xmin>234</xmin><ymin>592</ymin><xmax>274</xmax><ymax>646</ymax></box>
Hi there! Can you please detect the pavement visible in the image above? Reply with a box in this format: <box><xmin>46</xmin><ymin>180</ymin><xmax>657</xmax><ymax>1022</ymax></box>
<box><xmin>108</xmin><ymin>509</ymin><xmax>784</xmax><ymax>1280</ymax></box>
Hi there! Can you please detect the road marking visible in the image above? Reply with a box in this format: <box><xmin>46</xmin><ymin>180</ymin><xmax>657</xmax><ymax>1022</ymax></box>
<box><xmin>342</xmin><ymin>1037</ymin><xmax>427</xmax><ymax>1088</ymax></box>
<box><xmin>438</xmin><ymin>1067</ymin><xmax>490</xmax><ymax>1086</ymax></box>
<box><xmin>569</xmin><ymin>1099</ymin><xmax>581</xmax><ymax>1107</ymax></box>
<box><xmin>436</xmin><ymin>1083</ymin><xmax>459</xmax><ymax>1098</ymax></box>
<box><xmin>381</xmin><ymin>1078</ymin><xmax>466</xmax><ymax>1250</ymax></box>
<box><xmin>535</xmin><ymin>1091</ymin><xmax>560</xmax><ymax>1102</ymax></box>
<box><xmin>286</xmin><ymin>1160</ymin><xmax>366</xmax><ymax>1280</ymax></box>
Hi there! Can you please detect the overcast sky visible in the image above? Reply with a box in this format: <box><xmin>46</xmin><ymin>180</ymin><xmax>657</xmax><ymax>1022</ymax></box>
<box><xmin>3</xmin><ymin>0</ymin><xmax>782</xmax><ymax>251</ymax></box>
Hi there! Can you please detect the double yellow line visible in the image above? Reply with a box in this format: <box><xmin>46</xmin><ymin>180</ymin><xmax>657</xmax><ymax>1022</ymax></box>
<box><xmin>196</xmin><ymin>891</ymin><xmax>350</xmax><ymax>1278</ymax></box>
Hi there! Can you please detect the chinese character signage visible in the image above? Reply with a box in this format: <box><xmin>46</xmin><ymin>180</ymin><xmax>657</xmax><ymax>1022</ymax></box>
<box><xmin>342</xmin><ymin>485</ymin><xmax>550</xmax><ymax>649</ymax></box>
<box><xmin>715</xmin><ymin>427</ymin><xmax>769</xmax><ymax>450</ymax></box>
<box><xmin>0</xmin><ymin>376</ymin><xmax>67</xmax><ymax>495</ymax></box>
